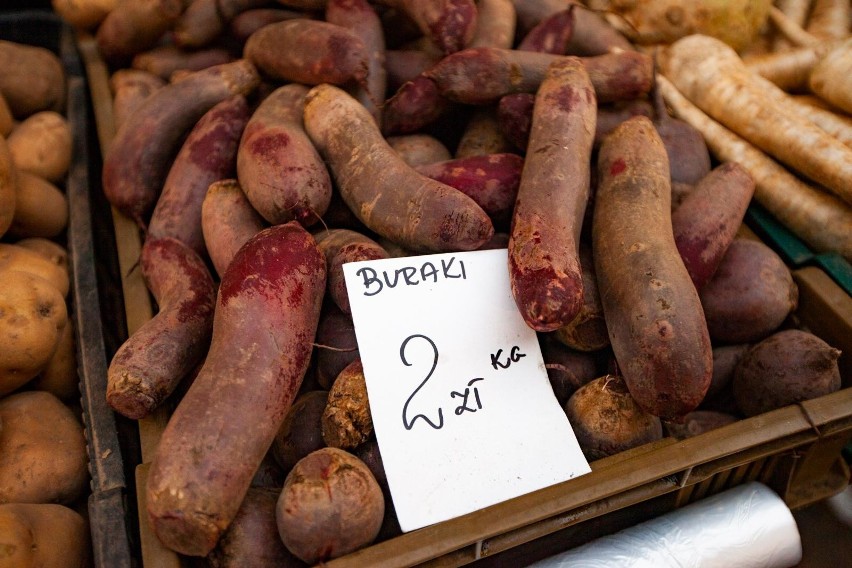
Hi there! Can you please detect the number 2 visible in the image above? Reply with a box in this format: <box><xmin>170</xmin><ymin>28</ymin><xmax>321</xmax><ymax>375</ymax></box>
<box><xmin>400</xmin><ymin>334</ymin><xmax>444</xmax><ymax>430</ymax></box>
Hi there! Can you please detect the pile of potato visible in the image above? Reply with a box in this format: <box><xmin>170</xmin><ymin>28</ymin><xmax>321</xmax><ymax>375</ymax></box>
<box><xmin>0</xmin><ymin>39</ymin><xmax>91</xmax><ymax>568</ymax></box>
<box><xmin>43</xmin><ymin>0</ymin><xmax>849</xmax><ymax>566</ymax></box>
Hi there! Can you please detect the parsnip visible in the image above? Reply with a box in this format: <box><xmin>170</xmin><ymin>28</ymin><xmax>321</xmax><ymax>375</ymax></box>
<box><xmin>661</xmin><ymin>34</ymin><xmax>852</xmax><ymax>206</ymax></box>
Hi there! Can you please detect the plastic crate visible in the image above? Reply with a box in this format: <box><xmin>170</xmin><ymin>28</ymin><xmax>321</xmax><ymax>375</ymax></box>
<box><xmin>0</xmin><ymin>10</ymin><xmax>136</xmax><ymax>567</ymax></box>
<box><xmin>77</xmin><ymin>31</ymin><xmax>852</xmax><ymax>568</ymax></box>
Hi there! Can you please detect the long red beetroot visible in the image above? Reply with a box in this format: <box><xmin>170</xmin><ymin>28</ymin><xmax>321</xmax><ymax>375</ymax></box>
<box><xmin>425</xmin><ymin>47</ymin><xmax>653</xmax><ymax>105</ymax></box>
<box><xmin>593</xmin><ymin>116</ymin><xmax>713</xmax><ymax>420</ymax></box>
<box><xmin>381</xmin><ymin>0</ymin><xmax>478</xmax><ymax>54</ymax></box>
<box><xmin>146</xmin><ymin>222</ymin><xmax>326</xmax><ymax>557</ymax></box>
<box><xmin>415</xmin><ymin>152</ymin><xmax>523</xmax><ymax>231</ymax></box>
<box><xmin>236</xmin><ymin>83</ymin><xmax>332</xmax><ymax>227</ymax></box>
<box><xmin>672</xmin><ymin>162</ymin><xmax>755</xmax><ymax>288</ymax></box>
<box><xmin>148</xmin><ymin>95</ymin><xmax>250</xmax><ymax>257</ymax></box>
<box><xmin>201</xmin><ymin>179</ymin><xmax>267</xmax><ymax>277</ymax></box>
<box><xmin>508</xmin><ymin>57</ymin><xmax>596</xmax><ymax>332</ymax></box>
<box><xmin>303</xmin><ymin>83</ymin><xmax>494</xmax><ymax>252</ymax></box>
<box><xmin>102</xmin><ymin>60</ymin><xmax>260</xmax><ymax>226</ymax></box>
<box><xmin>314</xmin><ymin>229</ymin><xmax>390</xmax><ymax>314</ymax></box>
<box><xmin>243</xmin><ymin>19</ymin><xmax>369</xmax><ymax>86</ymax></box>
<box><xmin>326</xmin><ymin>0</ymin><xmax>386</xmax><ymax>125</ymax></box>
<box><xmin>106</xmin><ymin>237</ymin><xmax>216</xmax><ymax>420</ymax></box>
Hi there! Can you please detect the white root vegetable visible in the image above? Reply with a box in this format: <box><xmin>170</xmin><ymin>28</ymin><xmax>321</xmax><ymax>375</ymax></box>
<box><xmin>772</xmin><ymin>0</ymin><xmax>813</xmax><ymax>51</ymax></box>
<box><xmin>805</xmin><ymin>0</ymin><xmax>851</xmax><ymax>40</ymax></box>
<box><xmin>661</xmin><ymin>34</ymin><xmax>852</xmax><ymax>206</ymax></box>
<box><xmin>808</xmin><ymin>38</ymin><xmax>852</xmax><ymax>115</ymax></box>
<box><xmin>767</xmin><ymin>6</ymin><xmax>820</xmax><ymax>47</ymax></box>
<box><xmin>744</xmin><ymin>39</ymin><xmax>841</xmax><ymax>91</ymax></box>
<box><xmin>656</xmin><ymin>75</ymin><xmax>852</xmax><ymax>261</ymax></box>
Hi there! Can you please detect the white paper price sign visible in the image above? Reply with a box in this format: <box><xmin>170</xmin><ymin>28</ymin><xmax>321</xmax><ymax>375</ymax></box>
<box><xmin>343</xmin><ymin>249</ymin><xmax>591</xmax><ymax>532</ymax></box>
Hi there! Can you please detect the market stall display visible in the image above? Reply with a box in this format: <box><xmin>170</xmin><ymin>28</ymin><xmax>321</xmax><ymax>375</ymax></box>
<box><xmin>0</xmin><ymin>1</ymin><xmax>848</xmax><ymax>566</ymax></box>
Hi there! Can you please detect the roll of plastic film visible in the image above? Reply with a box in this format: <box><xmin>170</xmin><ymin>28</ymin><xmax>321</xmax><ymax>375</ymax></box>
<box><xmin>528</xmin><ymin>482</ymin><xmax>802</xmax><ymax>568</ymax></box>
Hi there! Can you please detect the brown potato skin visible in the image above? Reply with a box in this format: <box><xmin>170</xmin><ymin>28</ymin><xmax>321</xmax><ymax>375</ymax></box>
<box><xmin>14</xmin><ymin>238</ymin><xmax>68</xmax><ymax>273</ymax></box>
<box><xmin>593</xmin><ymin>116</ymin><xmax>713</xmax><ymax>420</ymax></box>
<box><xmin>304</xmin><ymin>83</ymin><xmax>494</xmax><ymax>252</ymax></box>
<box><xmin>148</xmin><ymin>95</ymin><xmax>251</xmax><ymax>256</ymax></box>
<box><xmin>102</xmin><ymin>59</ymin><xmax>260</xmax><ymax>225</ymax></box>
<box><xmin>0</xmin><ymin>136</ymin><xmax>16</xmax><ymax>239</ymax></box>
<box><xmin>733</xmin><ymin>330</ymin><xmax>841</xmax><ymax>417</ymax></box>
<box><xmin>236</xmin><ymin>84</ymin><xmax>332</xmax><ymax>228</ymax></box>
<box><xmin>7</xmin><ymin>111</ymin><xmax>72</xmax><ymax>183</ymax></box>
<box><xmin>276</xmin><ymin>447</ymin><xmax>384</xmax><ymax>564</ymax></box>
<box><xmin>509</xmin><ymin>58</ymin><xmax>595</xmax><ymax>332</ymax></box>
<box><xmin>699</xmin><ymin>239</ymin><xmax>798</xmax><ymax>344</ymax></box>
<box><xmin>146</xmin><ymin>222</ymin><xmax>326</xmax><ymax>557</ymax></box>
<box><xmin>7</xmin><ymin>171</ymin><xmax>68</xmax><ymax>239</ymax></box>
<box><xmin>565</xmin><ymin>375</ymin><xmax>663</xmax><ymax>461</ymax></box>
<box><xmin>0</xmin><ymin>270</ymin><xmax>67</xmax><ymax>395</ymax></box>
<box><xmin>107</xmin><ymin>237</ymin><xmax>216</xmax><ymax>419</ymax></box>
<box><xmin>0</xmin><ymin>41</ymin><xmax>66</xmax><ymax>118</ymax></box>
<box><xmin>29</xmin><ymin>319</ymin><xmax>78</xmax><ymax>402</ymax></box>
<box><xmin>201</xmin><ymin>179</ymin><xmax>267</xmax><ymax>277</ymax></box>
<box><xmin>0</xmin><ymin>391</ymin><xmax>87</xmax><ymax>505</ymax></box>
<box><xmin>0</xmin><ymin>243</ymin><xmax>69</xmax><ymax>297</ymax></box>
<box><xmin>0</xmin><ymin>503</ymin><xmax>90</xmax><ymax>568</ymax></box>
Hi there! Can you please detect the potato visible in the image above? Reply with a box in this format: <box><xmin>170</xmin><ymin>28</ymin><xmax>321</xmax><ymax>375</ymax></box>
<box><xmin>7</xmin><ymin>171</ymin><xmax>69</xmax><ymax>239</ymax></box>
<box><xmin>0</xmin><ymin>135</ymin><xmax>14</xmax><ymax>239</ymax></box>
<box><xmin>0</xmin><ymin>270</ymin><xmax>68</xmax><ymax>396</ymax></box>
<box><xmin>0</xmin><ymin>91</ymin><xmax>13</xmax><ymax>137</ymax></box>
<box><xmin>0</xmin><ymin>242</ymin><xmax>69</xmax><ymax>296</ymax></box>
<box><xmin>51</xmin><ymin>0</ymin><xmax>117</xmax><ymax>30</ymax></box>
<box><xmin>29</xmin><ymin>320</ymin><xmax>78</xmax><ymax>402</ymax></box>
<box><xmin>14</xmin><ymin>237</ymin><xmax>69</xmax><ymax>273</ymax></box>
<box><xmin>733</xmin><ymin>329</ymin><xmax>842</xmax><ymax>417</ymax></box>
<box><xmin>7</xmin><ymin>111</ymin><xmax>72</xmax><ymax>183</ymax></box>
<box><xmin>276</xmin><ymin>447</ymin><xmax>384</xmax><ymax>564</ymax></box>
<box><xmin>0</xmin><ymin>391</ymin><xmax>88</xmax><ymax>504</ymax></box>
<box><xmin>564</xmin><ymin>374</ymin><xmax>664</xmax><ymax>461</ymax></box>
<box><xmin>0</xmin><ymin>502</ymin><xmax>90</xmax><ymax>568</ymax></box>
<box><xmin>0</xmin><ymin>40</ymin><xmax>66</xmax><ymax>118</ymax></box>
